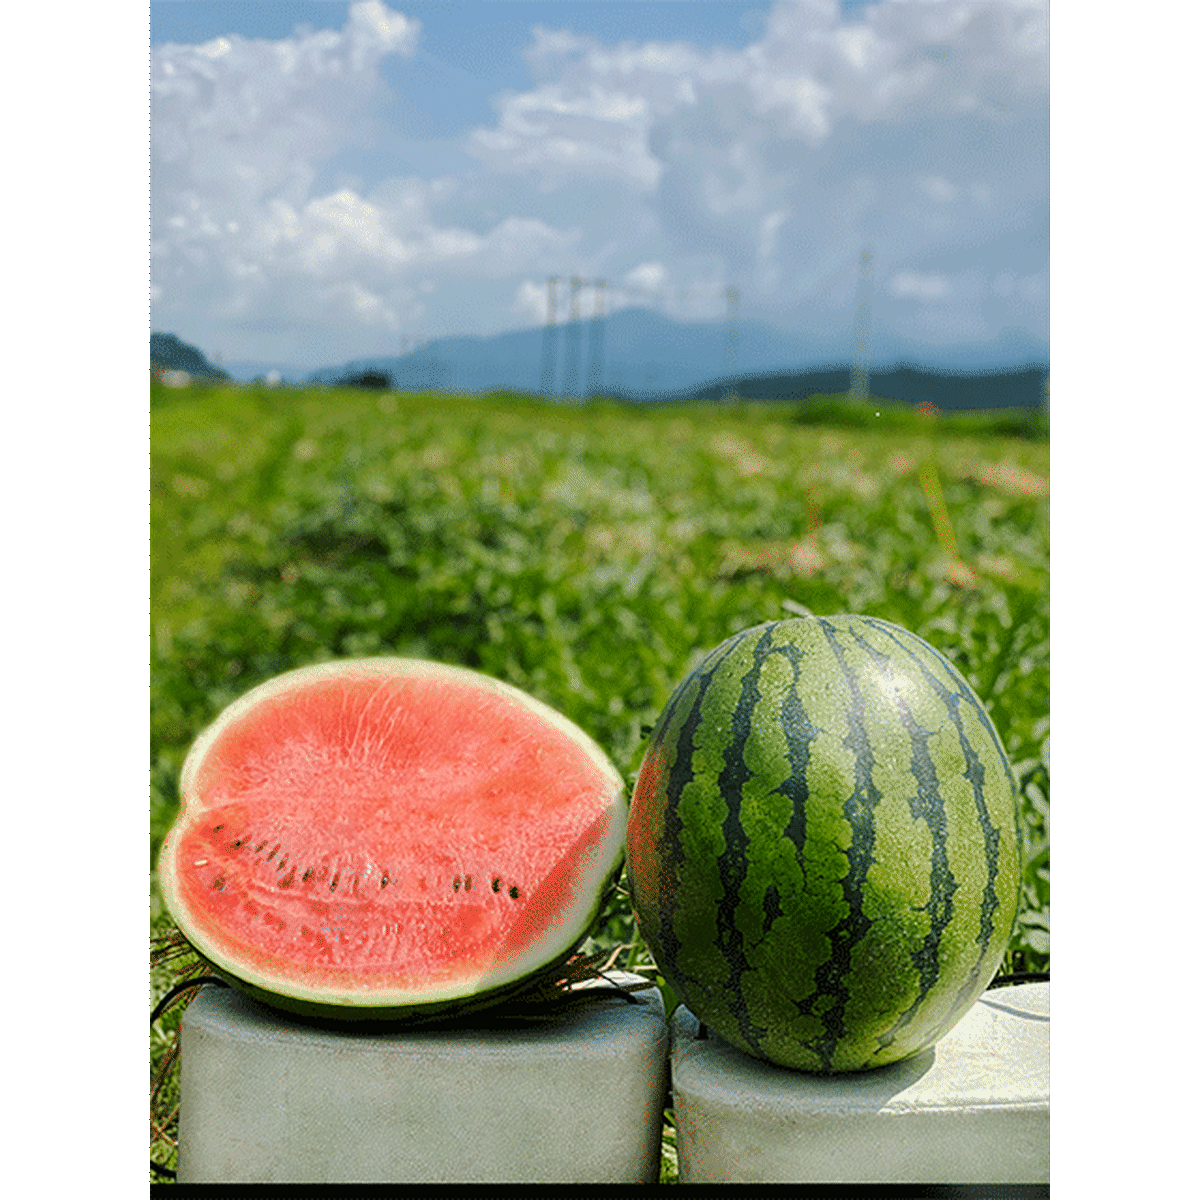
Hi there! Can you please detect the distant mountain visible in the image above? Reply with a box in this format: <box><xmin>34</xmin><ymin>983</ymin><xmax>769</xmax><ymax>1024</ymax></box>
<box><xmin>306</xmin><ymin>308</ymin><xmax>1048</xmax><ymax>407</ymax></box>
<box><xmin>150</xmin><ymin>332</ymin><xmax>231</xmax><ymax>380</ymax></box>
<box><xmin>308</xmin><ymin>308</ymin><xmax>820</xmax><ymax>396</ymax></box>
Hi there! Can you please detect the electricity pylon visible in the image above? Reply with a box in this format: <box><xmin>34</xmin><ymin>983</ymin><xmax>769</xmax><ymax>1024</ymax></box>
<box><xmin>539</xmin><ymin>276</ymin><xmax>560</xmax><ymax>396</ymax></box>
<box><xmin>541</xmin><ymin>275</ymin><xmax>607</xmax><ymax>398</ymax></box>
<box><xmin>851</xmin><ymin>248</ymin><xmax>873</xmax><ymax>402</ymax></box>
<box><xmin>561</xmin><ymin>276</ymin><xmax>584</xmax><ymax>398</ymax></box>
<box><xmin>586</xmin><ymin>279</ymin><xmax>606</xmax><ymax>397</ymax></box>
<box><xmin>540</xmin><ymin>275</ymin><xmax>736</xmax><ymax>400</ymax></box>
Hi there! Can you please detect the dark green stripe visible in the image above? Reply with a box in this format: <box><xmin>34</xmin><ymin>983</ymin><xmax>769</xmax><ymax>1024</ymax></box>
<box><xmin>651</xmin><ymin>631</ymin><xmax>749</xmax><ymax>997</ymax></box>
<box><xmin>794</xmin><ymin>617</ymin><xmax>884</xmax><ymax>1071</ymax></box>
<box><xmin>859</xmin><ymin>617</ymin><xmax>1016</xmax><ymax>1054</ymax></box>
<box><xmin>845</xmin><ymin>619</ymin><xmax>959</xmax><ymax>1055</ymax></box>
<box><xmin>712</xmin><ymin>626</ymin><xmax>785</xmax><ymax>1053</ymax></box>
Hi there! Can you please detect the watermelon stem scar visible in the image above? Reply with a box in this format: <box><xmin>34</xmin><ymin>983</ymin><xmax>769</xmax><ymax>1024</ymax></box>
<box><xmin>159</xmin><ymin>657</ymin><xmax>628</xmax><ymax>1022</ymax></box>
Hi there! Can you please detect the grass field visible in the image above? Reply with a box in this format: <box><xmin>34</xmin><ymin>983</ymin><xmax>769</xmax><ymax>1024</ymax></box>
<box><xmin>150</xmin><ymin>379</ymin><xmax>1049</xmax><ymax>1181</ymax></box>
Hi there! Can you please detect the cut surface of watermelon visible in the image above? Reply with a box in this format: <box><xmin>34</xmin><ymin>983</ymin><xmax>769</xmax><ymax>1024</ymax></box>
<box><xmin>159</xmin><ymin>658</ymin><xmax>627</xmax><ymax>1019</ymax></box>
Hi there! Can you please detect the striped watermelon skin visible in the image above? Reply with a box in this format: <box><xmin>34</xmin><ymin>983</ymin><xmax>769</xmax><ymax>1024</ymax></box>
<box><xmin>627</xmin><ymin>615</ymin><xmax>1022</xmax><ymax>1073</ymax></box>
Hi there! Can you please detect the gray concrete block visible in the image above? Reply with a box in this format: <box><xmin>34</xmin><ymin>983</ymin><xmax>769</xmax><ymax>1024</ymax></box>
<box><xmin>670</xmin><ymin>981</ymin><xmax>1049</xmax><ymax>1184</ymax></box>
<box><xmin>176</xmin><ymin>972</ymin><xmax>667</xmax><ymax>1183</ymax></box>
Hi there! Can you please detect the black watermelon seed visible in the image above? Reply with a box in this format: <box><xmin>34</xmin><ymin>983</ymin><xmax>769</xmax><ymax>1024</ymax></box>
<box><xmin>380</xmin><ymin>873</ymin><xmax>389</xmax><ymax>888</ymax></box>
<box><xmin>464</xmin><ymin>875</ymin><xmax>472</xmax><ymax>891</ymax></box>
<box><xmin>302</xmin><ymin>868</ymin><xmax>313</xmax><ymax>883</ymax></box>
<box><xmin>492</xmin><ymin>877</ymin><xmax>502</xmax><ymax>893</ymax></box>
<box><xmin>231</xmin><ymin>839</ymin><xmax>243</xmax><ymax>848</ymax></box>
<box><xmin>509</xmin><ymin>886</ymin><xmax>520</xmax><ymax>900</ymax></box>
<box><xmin>330</xmin><ymin>873</ymin><xmax>340</xmax><ymax>892</ymax></box>
<box><xmin>453</xmin><ymin>876</ymin><xmax>461</xmax><ymax>892</ymax></box>
<box><xmin>212</xmin><ymin>824</ymin><xmax>224</xmax><ymax>833</ymax></box>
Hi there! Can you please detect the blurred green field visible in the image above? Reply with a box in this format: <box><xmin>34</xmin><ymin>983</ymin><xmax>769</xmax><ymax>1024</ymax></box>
<box><xmin>150</xmin><ymin>379</ymin><xmax>1048</xmax><ymax>1179</ymax></box>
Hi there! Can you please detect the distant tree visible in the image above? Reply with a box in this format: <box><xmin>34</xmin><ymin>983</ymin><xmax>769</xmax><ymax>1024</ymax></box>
<box><xmin>345</xmin><ymin>370</ymin><xmax>391</xmax><ymax>389</ymax></box>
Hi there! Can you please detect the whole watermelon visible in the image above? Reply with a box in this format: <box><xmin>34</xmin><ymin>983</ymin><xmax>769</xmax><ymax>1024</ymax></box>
<box><xmin>627</xmin><ymin>615</ymin><xmax>1022</xmax><ymax>1073</ymax></box>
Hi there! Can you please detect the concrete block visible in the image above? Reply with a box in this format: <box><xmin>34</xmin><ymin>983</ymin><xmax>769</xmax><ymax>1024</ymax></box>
<box><xmin>176</xmin><ymin>972</ymin><xmax>667</xmax><ymax>1183</ymax></box>
<box><xmin>670</xmin><ymin>982</ymin><xmax>1049</xmax><ymax>1184</ymax></box>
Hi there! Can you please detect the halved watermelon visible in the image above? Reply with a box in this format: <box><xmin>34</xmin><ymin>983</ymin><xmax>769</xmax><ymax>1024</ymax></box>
<box><xmin>159</xmin><ymin>658</ymin><xmax>627</xmax><ymax>1020</ymax></box>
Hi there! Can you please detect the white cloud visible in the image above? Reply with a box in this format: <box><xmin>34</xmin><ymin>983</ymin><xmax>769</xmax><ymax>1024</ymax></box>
<box><xmin>196</xmin><ymin>37</ymin><xmax>232</xmax><ymax>60</ymax></box>
<box><xmin>523</xmin><ymin>24</ymin><xmax>595</xmax><ymax>74</ymax></box>
<box><xmin>300</xmin><ymin>189</ymin><xmax>412</xmax><ymax>273</ymax></box>
<box><xmin>152</xmin><ymin>0</ymin><xmax>1048</xmax><ymax>364</ymax></box>
<box><xmin>755</xmin><ymin>209</ymin><xmax>790</xmax><ymax>293</ymax></box>
<box><xmin>749</xmin><ymin>71</ymin><xmax>834</xmax><ymax>143</ymax></box>
<box><xmin>890</xmin><ymin>270</ymin><xmax>952</xmax><ymax>301</ymax></box>
<box><xmin>151</xmin><ymin>2</ymin><xmax>586</xmax><ymax>357</ymax></box>
<box><xmin>462</xmin><ymin>0</ymin><xmax>1047</xmax><ymax>319</ymax></box>
<box><xmin>623</xmin><ymin>262</ymin><xmax>668</xmax><ymax>294</ymax></box>
<box><xmin>474</xmin><ymin>217</ymin><xmax>578</xmax><ymax>276</ymax></box>
<box><xmin>153</xmin><ymin>4</ymin><xmax>418</xmax><ymax>208</ymax></box>
<box><xmin>920</xmin><ymin>176</ymin><xmax>959</xmax><ymax>204</ymax></box>
<box><xmin>513</xmin><ymin>278</ymin><xmax>551</xmax><ymax>325</ymax></box>
<box><xmin>351</xmin><ymin>0</ymin><xmax>420</xmax><ymax>50</ymax></box>
<box><xmin>468</xmin><ymin>80</ymin><xmax>664</xmax><ymax>188</ymax></box>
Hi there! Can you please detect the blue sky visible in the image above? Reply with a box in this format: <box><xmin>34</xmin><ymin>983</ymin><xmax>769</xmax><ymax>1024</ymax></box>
<box><xmin>150</xmin><ymin>1</ymin><xmax>1049</xmax><ymax>370</ymax></box>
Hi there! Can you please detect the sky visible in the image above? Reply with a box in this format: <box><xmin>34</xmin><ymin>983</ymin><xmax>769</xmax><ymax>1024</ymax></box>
<box><xmin>150</xmin><ymin>0</ymin><xmax>1049</xmax><ymax>372</ymax></box>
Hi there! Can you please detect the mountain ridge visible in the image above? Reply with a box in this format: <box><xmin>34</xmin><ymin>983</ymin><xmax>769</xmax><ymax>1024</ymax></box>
<box><xmin>301</xmin><ymin>308</ymin><xmax>1047</xmax><ymax>402</ymax></box>
<box><xmin>150</xmin><ymin>332</ymin><xmax>231</xmax><ymax>380</ymax></box>
<box><xmin>153</xmin><ymin>312</ymin><xmax>1049</xmax><ymax>408</ymax></box>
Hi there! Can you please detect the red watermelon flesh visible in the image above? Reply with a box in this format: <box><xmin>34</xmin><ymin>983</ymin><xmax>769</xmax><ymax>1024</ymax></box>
<box><xmin>159</xmin><ymin>659</ymin><xmax>627</xmax><ymax>1019</ymax></box>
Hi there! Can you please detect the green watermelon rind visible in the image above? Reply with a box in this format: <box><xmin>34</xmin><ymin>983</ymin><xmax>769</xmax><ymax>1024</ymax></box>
<box><xmin>160</xmin><ymin>657</ymin><xmax>628</xmax><ymax>1022</ymax></box>
<box><xmin>627</xmin><ymin>615</ymin><xmax>1023</xmax><ymax>1073</ymax></box>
